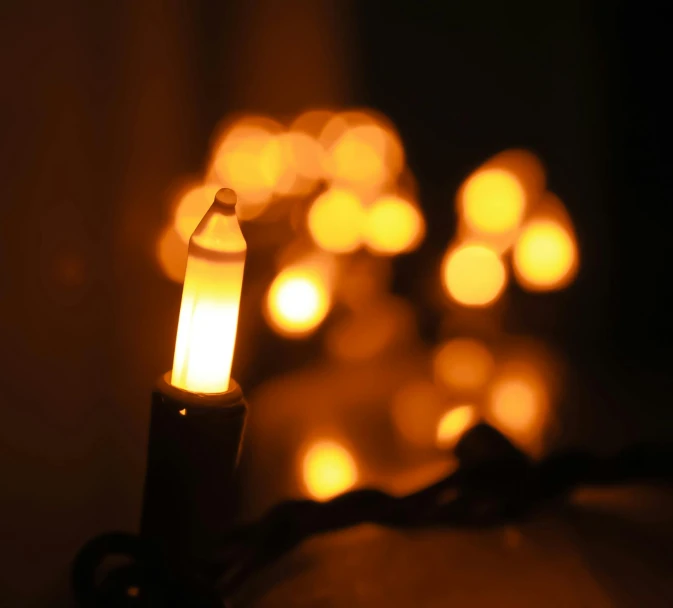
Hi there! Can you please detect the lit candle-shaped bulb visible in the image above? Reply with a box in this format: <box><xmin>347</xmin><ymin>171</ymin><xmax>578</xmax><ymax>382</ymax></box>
<box><xmin>171</xmin><ymin>188</ymin><xmax>246</xmax><ymax>394</ymax></box>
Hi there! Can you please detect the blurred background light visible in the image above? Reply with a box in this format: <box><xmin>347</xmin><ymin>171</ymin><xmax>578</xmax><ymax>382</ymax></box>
<box><xmin>441</xmin><ymin>244</ymin><xmax>507</xmax><ymax>307</ymax></box>
<box><xmin>265</xmin><ymin>260</ymin><xmax>333</xmax><ymax>338</ymax></box>
<box><xmin>334</xmin><ymin>255</ymin><xmax>392</xmax><ymax>310</ymax></box>
<box><xmin>301</xmin><ymin>439</ymin><xmax>358</xmax><ymax>501</ymax></box>
<box><xmin>364</xmin><ymin>195</ymin><xmax>425</xmax><ymax>255</ymax></box>
<box><xmin>173</xmin><ymin>184</ymin><xmax>220</xmax><ymax>242</ymax></box>
<box><xmin>513</xmin><ymin>218</ymin><xmax>579</xmax><ymax>291</ymax></box>
<box><xmin>210</xmin><ymin>117</ymin><xmax>285</xmax><ymax>213</ymax></box>
<box><xmin>436</xmin><ymin>404</ymin><xmax>478</xmax><ymax>448</ymax></box>
<box><xmin>321</xmin><ymin>111</ymin><xmax>404</xmax><ymax>190</ymax></box>
<box><xmin>488</xmin><ymin>363</ymin><xmax>549</xmax><ymax>449</ymax></box>
<box><xmin>291</xmin><ymin>109</ymin><xmax>335</xmax><ymax>138</ymax></box>
<box><xmin>324</xmin><ymin>296</ymin><xmax>415</xmax><ymax>361</ymax></box>
<box><xmin>278</xmin><ymin>131</ymin><xmax>324</xmax><ymax>183</ymax></box>
<box><xmin>459</xmin><ymin>168</ymin><xmax>526</xmax><ymax>237</ymax></box>
<box><xmin>484</xmin><ymin>149</ymin><xmax>546</xmax><ymax>211</ymax></box>
<box><xmin>433</xmin><ymin>337</ymin><xmax>494</xmax><ymax>392</ymax></box>
<box><xmin>156</xmin><ymin>225</ymin><xmax>188</xmax><ymax>283</ymax></box>
<box><xmin>391</xmin><ymin>380</ymin><xmax>446</xmax><ymax>448</ymax></box>
<box><xmin>308</xmin><ymin>188</ymin><xmax>365</xmax><ymax>253</ymax></box>
<box><xmin>326</xmin><ymin>124</ymin><xmax>386</xmax><ymax>186</ymax></box>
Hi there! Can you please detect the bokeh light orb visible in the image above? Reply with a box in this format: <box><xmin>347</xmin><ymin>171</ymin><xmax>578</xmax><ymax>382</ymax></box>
<box><xmin>391</xmin><ymin>380</ymin><xmax>446</xmax><ymax>448</ymax></box>
<box><xmin>327</xmin><ymin>124</ymin><xmax>387</xmax><ymax>185</ymax></box>
<box><xmin>210</xmin><ymin>120</ymin><xmax>284</xmax><ymax>207</ymax></box>
<box><xmin>291</xmin><ymin>109</ymin><xmax>335</xmax><ymax>138</ymax></box>
<box><xmin>156</xmin><ymin>225</ymin><xmax>187</xmax><ymax>283</ymax></box>
<box><xmin>513</xmin><ymin>219</ymin><xmax>578</xmax><ymax>291</ymax></box>
<box><xmin>279</xmin><ymin>131</ymin><xmax>324</xmax><ymax>182</ymax></box>
<box><xmin>266</xmin><ymin>266</ymin><xmax>331</xmax><ymax>337</ymax></box>
<box><xmin>307</xmin><ymin>189</ymin><xmax>365</xmax><ymax>253</ymax></box>
<box><xmin>325</xmin><ymin>296</ymin><xmax>414</xmax><ymax>361</ymax></box>
<box><xmin>364</xmin><ymin>195</ymin><xmax>425</xmax><ymax>255</ymax></box>
<box><xmin>441</xmin><ymin>244</ymin><xmax>507</xmax><ymax>307</ymax></box>
<box><xmin>488</xmin><ymin>364</ymin><xmax>549</xmax><ymax>449</ymax></box>
<box><xmin>486</xmin><ymin>149</ymin><xmax>546</xmax><ymax>210</ymax></box>
<box><xmin>460</xmin><ymin>168</ymin><xmax>526</xmax><ymax>236</ymax></box>
<box><xmin>491</xmin><ymin>378</ymin><xmax>538</xmax><ymax>433</ymax></box>
<box><xmin>436</xmin><ymin>405</ymin><xmax>478</xmax><ymax>448</ymax></box>
<box><xmin>302</xmin><ymin>440</ymin><xmax>358</xmax><ymax>501</ymax></box>
<box><xmin>321</xmin><ymin>111</ymin><xmax>404</xmax><ymax>189</ymax></box>
<box><xmin>433</xmin><ymin>338</ymin><xmax>494</xmax><ymax>392</ymax></box>
<box><xmin>173</xmin><ymin>184</ymin><xmax>220</xmax><ymax>243</ymax></box>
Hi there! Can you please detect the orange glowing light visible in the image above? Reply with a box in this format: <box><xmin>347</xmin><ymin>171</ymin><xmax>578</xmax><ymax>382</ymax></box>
<box><xmin>279</xmin><ymin>131</ymin><xmax>324</xmax><ymax>183</ymax></box>
<box><xmin>436</xmin><ymin>405</ymin><xmax>478</xmax><ymax>448</ymax></box>
<box><xmin>321</xmin><ymin>111</ymin><xmax>404</xmax><ymax>189</ymax></box>
<box><xmin>302</xmin><ymin>439</ymin><xmax>358</xmax><ymax>501</ymax></box>
<box><xmin>325</xmin><ymin>296</ymin><xmax>414</xmax><ymax>361</ymax></box>
<box><xmin>460</xmin><ymin>168</ymin><xmax>526</xmax><ymax>236</ymax></box>
<box><xmin>391</xmin><ymin>380</ymin><xmax>446</xmax><ymax>447</ymax></box>
<box><xmin>173</xmin><ymin>184</ymin><xmax>220</xmax><ymax>243</ymax></box>
<box><xmin>156</xmin><ymin>225</ymin><xmax>188</xmax><ymax>283</ymax></box>
<box><xmin>334</xmin><ymin>255</ymin><xmax>392</xmax><ymax>310</ymax></box>
<box><xmin>266</xmin><ymin>260</ymin><xmax>332</xmax><ymax>338</ymax></box>
<box><xmin>210</xmin><ymin>120</ymin><xmax>284</xmax><ymax>208</ymax></box>
<box><xmin>433</xmin><ymin>338</ymin><xmax>494</xmax><ymax>391</ymax></box>
<box><xmin>441</xmin><ymin>244</ymin><xmax>507</xmax><ymax>307</ymax></box>
<box><xmin>285</xmin><ymin>109</ymin><xmax>335</xmax><ymax>182</ymax></box>
<box><xmin>291</xmin><ymin>109</ymin><xmax>335</xmax><ymax>138</ymax></box>
<box><xmin>364</xmin><ymin>195</ymin><xmax>425</xmax><ymax>255</ymax></box>
<box><xmin>489</xmin><ymin>367</ymin><xmax>547</xmax><ymax>438</ymax></box>
<box><xmin>319</xmin><ymin>110</ymin><xmax>373</xmax><ymax>148</ymax></box>
<box><xmin>485</xmin><ymin>149</ymin><xmax>546</xmax><ymax>211</ymax></box>
<box><xmin>307</xmin><ymin>188</ymin><xmax>365</xmax><ymax>253</ymax></box>
<box><xmin>327</xmin><ymin>125</ymin><xmax>386</xmax><ymax>185</ymax></box>
<box><xmin>171</xmin><ymin>189</ymin><xmax>246</xmax><ymax>394</ymax></box>
<box><xmin>513</xmin><ymin>218</ymin><xmax>578</xmax><ymax>291</ymax></box>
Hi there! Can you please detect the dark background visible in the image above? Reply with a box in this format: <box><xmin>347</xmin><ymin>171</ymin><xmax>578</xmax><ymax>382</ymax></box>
<box><xmin>1</xmin><ymin>0</ymin><xmax>670</xmax><ymax>604</ymax></box>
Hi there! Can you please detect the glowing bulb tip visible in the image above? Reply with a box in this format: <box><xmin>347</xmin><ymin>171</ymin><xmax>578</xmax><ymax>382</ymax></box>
<box><xmin>215</xmin><ymin>188</ymin><xmax>237</xmax><ymax>209</ymax></box>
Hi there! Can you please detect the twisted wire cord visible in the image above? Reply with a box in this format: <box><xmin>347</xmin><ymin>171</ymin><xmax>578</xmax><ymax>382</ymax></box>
<box><xmin>71</xmin><ymin>424</ymin><xmax>673</xmax><ymax>607</ymax></box>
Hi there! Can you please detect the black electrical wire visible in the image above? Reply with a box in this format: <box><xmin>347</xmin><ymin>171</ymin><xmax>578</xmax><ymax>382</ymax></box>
<box><xmin>71</xmin><ymin>424</ymin><xmax>673</xmax><ymax>607</ymax></box>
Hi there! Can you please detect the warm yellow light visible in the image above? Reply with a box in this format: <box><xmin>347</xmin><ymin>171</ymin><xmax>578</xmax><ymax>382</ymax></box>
<box><xmin>321</xmin><ymin>112</ymin><xmax>404</xmax><ymax>189</ymax></box>
<box><xmin>513</xmin><ymin>219</ymin><xmax>578</xmax><ymax>291</ymax></box>
<box><xmin>307</xmin><ymin>188</ymin><xmax>365</xmax><ymax>253</ymax></box>
<box><xmin>171</xmin><ymin>189</ymin><xmax>247</xmax><ymax>394</ymax></box>
<box><xmin>291</xmin><ymin>109</ymin><xmax>335</xmax><ymax>138</ymax></box>
<box><xmin>156</xmin><ymin>225</ymin><xmax>188</xmax><ymax>283</ymax></box>
<box><xmin>489</xmin><ymin>371</ymin><xmax>545</xmax><ymax>436</ymax></box>
<box><xmin>302</xmin><ymin>439</ymin><xmax>358</xmax><ymax>501</ymax></box>
<box><xmin>364</xmin><ymin>195</ymin><xmax>425</xmax><ymax>255</ymax></box>
<box><xmin>436</xmin><ymin>405</ymin><xmax>478</xmax><ymax>448</ymax></box>
<box><xmin>441</xmin><ymin>244</ymin><xmax>507</xmax><ymax>307</ymax></box>
<box><xmin>173</xmin><ymin>184</ymin><xmax>220</xmax><ymax>243</ymax></box>
<box><xmin>266</xmin><ymin>261</ymin><xmax>332</xmax><ymax>337</ymax></box>
<box><xmin>280</xmin><ymin>131</ymin><xmax>325</xmax><ymax>182</ymax></box>
<box><xmin>325</xmin><ymin>296</ymin><xmax>414</xmax><ymax>361</ymax></box>
<box><xmin>433</xmin><ymin>338</ymin><xmax>494</xmax><ymax>391</ymax></box>
<box><xmin>210</xmin><ymin>121</ymin><xmax>284</xmax><ymax>207</ymax></box>
<box><xmin>333</xmin><ymin>255</ymin><xmax>392</xmax><ymax>309</ymax></box>
<box><xmin>460</xmin><ymin>168</ymin><xmax>526</xmax><ymax>236</ymax></box>
<box><xmin>485</xmin><ymin>149</ymin><xmax>546</xmax><ymax>210</ymax></box>
<box><xmin>391</xmin><ymin>380</ymin><xmax>446</xmax><ymax>447</ymax></box>
<box><xmin>328</xmin><ymin>125</ymin><xmax>386</xmax><ymax>185</ymax></box>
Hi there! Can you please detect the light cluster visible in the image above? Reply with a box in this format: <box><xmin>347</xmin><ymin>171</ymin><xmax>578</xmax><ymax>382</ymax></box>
<box><xmin>155</xmin><ymin>107</ymin><xmax>582</xmax><ymax>503</ymax></box>
<box><xmin>158</xmin><ymin>108</ymin><xmax>425</xmax><ymax>340</ymax></box>
<box><xmin>442</xmin><ymin>150</ymin><xmax>579</xmax><ymax>307</ymax></box>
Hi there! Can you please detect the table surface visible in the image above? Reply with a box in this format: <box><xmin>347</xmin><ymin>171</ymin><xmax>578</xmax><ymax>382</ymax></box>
<box><xmin>234</xmin><ymin>486</ymin><xmax>673</xmax><ymax>608</ymax></box>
